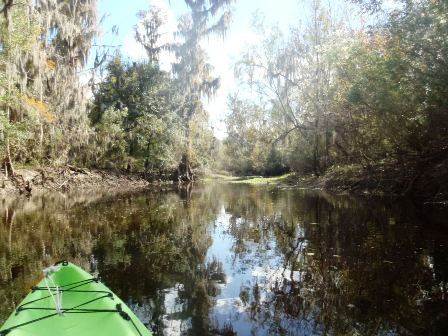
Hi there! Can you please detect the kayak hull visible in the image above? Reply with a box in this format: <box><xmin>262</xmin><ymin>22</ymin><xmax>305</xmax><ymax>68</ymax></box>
<box><xmin>0</xmin><ymin>261</ymin><xmax>151</xmax><ymax>336</ymax></box>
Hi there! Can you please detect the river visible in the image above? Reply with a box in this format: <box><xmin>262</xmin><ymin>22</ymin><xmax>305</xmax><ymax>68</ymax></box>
<box><xmin>1</xmin><ymin>183</ymin><xmax>447</xmax><ymax>335</ymax></box>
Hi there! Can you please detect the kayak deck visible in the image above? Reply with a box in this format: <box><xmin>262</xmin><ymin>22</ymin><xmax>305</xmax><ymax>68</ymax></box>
<box><xmin>0</xmin><ymin>261</ymin><xmax>151</xmax><ymax>336</ymax></box>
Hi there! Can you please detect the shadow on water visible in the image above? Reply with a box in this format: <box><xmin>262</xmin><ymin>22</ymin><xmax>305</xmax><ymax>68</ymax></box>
<box><xmin>1</xmin><ymin>183</ymin><xmax>447</xmax><ymax>335</ymax></box>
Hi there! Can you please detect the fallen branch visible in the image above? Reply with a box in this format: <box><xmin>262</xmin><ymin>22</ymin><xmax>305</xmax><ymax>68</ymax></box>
<box><xmin>57</xmin><ymin>179</ymin><xmax>69</xmax><ymax>190</ymax></box>
<box><xmin>67</xmin><ymin>165</ymin><xmax>88</xmax><ymax>174</ymax></box>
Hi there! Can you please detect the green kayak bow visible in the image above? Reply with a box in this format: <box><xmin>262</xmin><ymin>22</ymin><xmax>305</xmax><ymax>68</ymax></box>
<box><xmin>0</xmin><ymin>261</ymin><xmax>152</xmax><ymax>336</ymax></box>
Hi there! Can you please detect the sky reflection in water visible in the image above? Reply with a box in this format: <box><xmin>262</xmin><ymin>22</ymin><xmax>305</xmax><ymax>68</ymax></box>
<box><xmin>1</xmin><ymin>183</ymin><xmax>447</xmax><ymax>335</ymax></box>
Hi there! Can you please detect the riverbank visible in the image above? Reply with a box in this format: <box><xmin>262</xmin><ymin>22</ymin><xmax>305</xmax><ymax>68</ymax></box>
<box><xmin>3</xmin><ymin>164</ymin><xmax>446</xmax><ymax>206</ymax></box>
<box><xmin>208</xmin><ymin>165</ymin><xmax>448</xmax><ymax>205</ymax></box>
<box><xmin>322</xmin><ymin>163</ymin><xmax>448</xmax><ymax>205</ymax></box>
<box><xmin>0</xmin><ymin>166</ymin><xmax>157</xmax><ymax>198</ymax></box>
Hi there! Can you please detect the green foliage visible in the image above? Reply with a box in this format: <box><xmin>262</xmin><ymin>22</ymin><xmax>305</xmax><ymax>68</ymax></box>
<box><xmin>189</xmin><ymin>113</ymin><xmax>218</xmax><ymax>174</ymax></box>
<box><xmin>91</xmin><ymin>57</ymin><xmax>185</xmax><ymax>175</ymax></box>
<box><xmin>231</xmin><ymin>0</ymin><xmax>338</xmax><ymax>176</ymax></box>
<box><xmin>0</xmin><ymin>0</ymin><xmax>98</xmax><ymax>168</ymax></box>
<box><xmin>224</xmin><ymin>0</ymin><xmax>448</xmax><ymax>198</ymax></box>
<box><xmin>330</xmin><ymin>0</ymin><xmax>448</xmax><ymax>165</ymax></box>
<box><xmin>4</xmin><ymin>0</ymin><xmax>445</xmax><ymax>195</ymax></box>
<box><xmin>0</xmin><ymin>4</ymin><xmax>40</xmax><ymax>165</ymax></box>
<box><xmin>0</xmin><ymin>1</ymin><xmax>226</xmax><ymax>179</ymax></box>
<box><xmin>223</xmin><ymin>96</ymin><xmax>288</xmax><ymax>176</ymax></box>
<box><xmin>91</xmin><ymin>57</ymin><xmax>177</xmax><ymax>125</ymax></box>
<box><xmin>0</xmin><ymin>111</ymin><xmax>37</xmax><ymax>159</ymax></box>
<box><xmin>94</xmin><ymin>107</ymin><xmax>128</xmax><ymax>168</ymax></box>
<box><xmin>264</xmin><ymin>146</ymin><xmax>287</xmax><ymax>176</ymax></box>
<box><xmin>133</xmin><ymin>112</ymin><xmax>184</xmax><ymax>175</ymax></box>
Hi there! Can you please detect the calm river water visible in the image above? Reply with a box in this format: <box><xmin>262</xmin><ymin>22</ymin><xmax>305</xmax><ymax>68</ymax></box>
<box><xmin>1</xmin><ymin>183</ymin><xmax>447</xmax><ymax>335</ymax></box>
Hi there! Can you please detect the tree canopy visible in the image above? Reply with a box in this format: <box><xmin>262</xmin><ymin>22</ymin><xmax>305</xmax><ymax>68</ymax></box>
<box><xmin>0</xmin><ymin>0</ymin><xmax>446</xmax><ymax>199</ymax></box>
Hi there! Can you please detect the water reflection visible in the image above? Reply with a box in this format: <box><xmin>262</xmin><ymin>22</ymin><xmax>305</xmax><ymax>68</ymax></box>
<box><xmin>1</xmin><ymin>184</ymin><xmax>447</xmax><ymax>335</ymax></box>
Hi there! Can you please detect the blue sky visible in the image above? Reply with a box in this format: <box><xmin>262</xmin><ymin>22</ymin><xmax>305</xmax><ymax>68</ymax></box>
<box><xmin>95</xmin><ymin>0</ymin><xmax>303</xmax><ymax>138</ymax></box>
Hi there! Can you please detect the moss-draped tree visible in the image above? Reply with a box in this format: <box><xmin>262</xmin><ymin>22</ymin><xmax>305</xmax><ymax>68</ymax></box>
<box><xmin>171</xmin><ymin>0</ymin><xmax>234</xmax><ymax>182</ymax></box>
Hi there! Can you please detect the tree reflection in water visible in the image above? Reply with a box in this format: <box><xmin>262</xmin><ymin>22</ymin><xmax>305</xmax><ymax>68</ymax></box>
<box><xmin>1</xmin><ymin>184</ymin><xmax>447</xmax><ymax>335</ymax></box>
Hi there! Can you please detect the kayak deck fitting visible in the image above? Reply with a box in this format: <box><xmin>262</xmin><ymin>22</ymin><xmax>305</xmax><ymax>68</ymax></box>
<box><xmin>0</xmin><ymin>261</ymin><xmax>151</xmax><ymax>336</ymax></box>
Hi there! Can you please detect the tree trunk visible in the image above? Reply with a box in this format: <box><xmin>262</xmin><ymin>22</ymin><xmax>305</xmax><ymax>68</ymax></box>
<box><xmin>39</xmin><ymin>76</ymin><xmax>44</xmax><ymax>161</ymax></box>
<box><xmin>313</xmin><ymin>120</ymin><xmax>320</xmax><ymax>177</ymax></box>
<box><xmin>176</xmin><ymin>153</ymin><xmax>194</xmax><ymax>182</ymax></box>
<box><xmin>324</xmin><ymin>119</ymin><xmax>330</xmax><ymax>170</ymax></box>
<box><xmin>175</xmin><ymin>118</ymin><xmax>195</xmax><ymax>182</ymax></box>
<box><xmin>4</xmin><ymin>138</ymin><xmax>15</xmax><ymax>178</ymax></box>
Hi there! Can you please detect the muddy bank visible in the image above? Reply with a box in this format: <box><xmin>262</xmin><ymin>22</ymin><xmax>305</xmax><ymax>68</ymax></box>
<box><xmin>212</xmin><ymin>168</ymin><xmax>448</xmax><ymax>206</ymax></box>
<box><xmin>320</xmin><ymin>163</ymin><xmax>448</xmax><ymax>205</ymax></box>
<box><xmin>0</xmin><ymin>166</ymin><xmax>160</xmax><ymax>198</ymax></box>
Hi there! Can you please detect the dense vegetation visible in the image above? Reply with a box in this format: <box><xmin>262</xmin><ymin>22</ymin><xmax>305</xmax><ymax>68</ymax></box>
<box><xmin>0</xmin><ymin>0</ymin><xmax>447</xmax><ymax>199</ymax></box>
<box><xmin>0</xmin><ymin>0</ymin><xmax>230</xmax><ymax>181</ymax></box>
<box><xmin>222</xmin><ymin>0</ymin><xmax>448</xmax><ymax>199</ymax></box>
